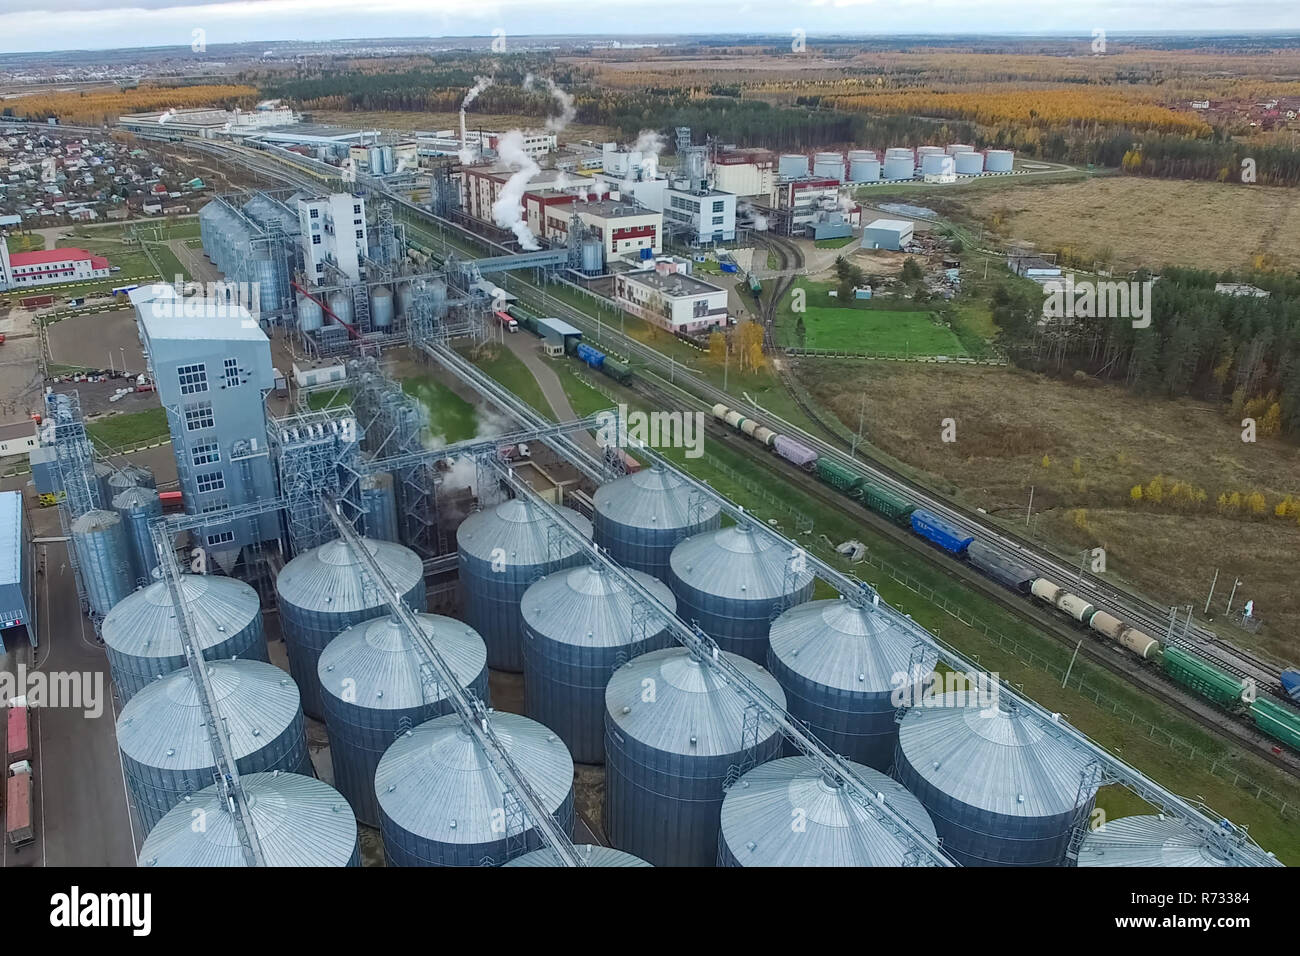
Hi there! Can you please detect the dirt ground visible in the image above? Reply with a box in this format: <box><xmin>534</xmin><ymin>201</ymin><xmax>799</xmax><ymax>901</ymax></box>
<box><xmin>311</xmin><ymin>110</ymin><xmax>618</xmax><ymax>145</ymax></box>
<box><xmin>801</xmin><ymin>360</ymin><xmax>1300</xmax><ymax>660</ymax></box>
<box><xmin>961</xmin><ymin>177</ymin><xmax>1300</xmax><ymax>271</ymax></box>
<box><xmin>46</xmin><ymin>309</ymin><xmax>146</xmax><ymax>378</ymax></box>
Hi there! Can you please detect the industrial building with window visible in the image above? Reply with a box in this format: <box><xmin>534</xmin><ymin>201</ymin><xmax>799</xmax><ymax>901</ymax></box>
<box><xmin>663</xmin><ymin>187</ymin><xmax>736</xmax><ymax>245</ymax></box>
<box><xmin>298</xmin><ymin>193</ymin><xmax>369</xmax><ymax>282</ymax></box>
<box><xmin>614</xmin><ymin>264</ymin><xmax>729</xmax><ymax>333</ymax></box>
<box><xmin>523</xmin><ymin>191</ymin><xmax>662</xmax><ymax>262</ymax></box>
<box><xmin>129</xmin><ymin>285</ymin><xmax>279</xmax><ymax>567</ymax></box>
<box><xmin>0</xmin><ymin>239</ymin><xmax>111</xmax><ymax>290</ymax></box>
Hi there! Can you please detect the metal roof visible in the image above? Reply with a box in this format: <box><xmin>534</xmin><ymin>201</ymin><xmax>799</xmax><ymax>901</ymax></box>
<box><xmin>670</xmin><ymin>523</ymin><xmax>814</xmax><ymax>602</ymax></box>
<box><xmin>1077</xmin><ymin>815</ymin><xmax>1234</xmax><ymax>867</ymax></box>
<box><xmin>139</xmin><ymin>772</ymin><xmax>358</xmax><ymax>867</ymax></box>
<box><xmin>69</xmin><ymin>508</ymin><xmax>119</xmax><ymax>534</ymax></box>
<box><xmin>117</xmin><ymin>660</ymin><xmax>302</xmax><ymax>772</ymax></box>
<box><xmin>520</xmin><ymin>564</ymin><xmax>675</xmax><ymax>649</ymax></box>
<box><xmin>504</xmin><ymin>845</ymin><xmax>650</xmax><ymax>867</ymax></box>
<box><xmin>277</xmin><ymin>536</ymin><xmax>424</xmax><ymax>614</ymax></box>
<box><xmin>138</xmin><ymin>297</ymin><xmax>267</xmax><ymax>344</ymax></box>
<box><xmin>605</xmin><ymin>647</ymin><xmax>786</xmax><ymax>757</ymax></box>
<box><xmin>593</xmin><ymin>464</ymin><xmax>721</xmax><ymax>532</ymax></box>
<box><xmin>536</xmin><ymin>317</ymin><xmax>583</xmax><ymax>338</ymax></box>
<box><xmin>896</xmin><ymin>694</ymin><xmax>1098</xmax><ymax>818</ymax></box>
<box><xmin>0</xmin><ymin>490</ymin><xmax>20</xmax><ymax>588</ymax></box>
<box><xmin>768</xmin><ymin>598</ymin><xmax>934</xmax><ymax>693</ymax></box>
<box><xmin>318</xmin><ymin>613</ymin><xmax>488</xmax><ymax>711</ymax></box>
<box><xmin>457</xmin><ymin>499</ymin><xmax>592</xmax><ymax>565</ymax></box>
<box><xmin>719</xmin><ymin>756</ymin><xmax>937</xmax><ymax>867</ymax></box>
<box><xmin>102</xmin><ymin>574</ymin><xmax>261</xmax><ymax>663</ymax></box>
<box><xmin>375</xmin><ymin>711</ymin><xmax>574</xmax><ymax>846</ymax></box>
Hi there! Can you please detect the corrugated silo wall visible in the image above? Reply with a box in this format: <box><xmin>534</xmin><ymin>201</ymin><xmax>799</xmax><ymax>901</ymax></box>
<box><xmin>893</xmin><ymin>743</ymin><xmax>1080</xmax><ymax>866</ymax></box>
<box><xmin>670</xmin><ymin>582</ymin><xmax>814</xmax><ymax>665</ymax></box>
<box><xmin>459</xmin><ymin>551</ymin><xmax>587</xmax><ymax>673</ymax></box>
<box><xmin>594</xmin><ymin>512</ymin><xmax>722</xmax><ymax>583</ymax></box>
<box><xmin>323</xmin><ymin>666</ymin><xmax>490</xmax><ymax>828</ymax></box>
<box><xmin>106</xmin><ymin>614</ymin><xmax>269</xmax><ymax>703</ymax></box>
<box><xmin>603</xmin><ymin>718</ymin><xmax>784</xmax><ymax>867</ymax></box>
<box><xmin>381</xmin><ymin>788</ymin><xmax>575</xmax><ymax>867</ymax></box>
<box><xmin>279</xmin><ymin>580</ymin><xmax>427</xmax><ymax>721</ymax></box>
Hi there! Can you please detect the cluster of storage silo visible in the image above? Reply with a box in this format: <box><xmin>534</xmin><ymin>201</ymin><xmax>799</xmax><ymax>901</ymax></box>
<box><xmin>592</xmin><ymin>464</ymin><xmax>722</xmax><ymax>581</ymax></box>
<box><xmin>139</xmin><ymin>772</ymin><xmax>359</xmax><ymax>867</ymax></box>
<box><xmin>110</xmin><ymin>485</ymin><xmax>162</xmax><ymax>586</ymax></box>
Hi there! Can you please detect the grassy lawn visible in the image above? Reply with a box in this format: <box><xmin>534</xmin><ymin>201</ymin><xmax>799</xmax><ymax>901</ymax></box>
<box><xmin>5</xmin><ymin>233</ymin><xmax>45</xmax><ymax>252</ymax></box>
<box><xmin>401</xmin><ymin>375</ymin><xmax>479</xmax><ymax>443</ymax></box>
<box><xmin>778</xmin><ymin>278</ymin><xmax>968</xmax><ymax>356</ymax></box>
<box><xmin>306</xmin><ymin>387</ymin><xmax>353</xmax><ymax>411</ymax></box>
<box><xmin>145</xmin><ymin>242</ymin><xmax>190</xmax><ymax>284</ymax></box>
<box><xmin>814</xmin><ymin>235</ymin><xmax>856</xmax><ymax>249</ymax></box>
<box><xmin>85</xmin><ymin>407</ymin><xmax>169</xmax><ymax>448</ymax></box>
<box><xmin>458</xmin><ymin>343</ymin><xmax>555</xmax><ymax>419</ymax></box>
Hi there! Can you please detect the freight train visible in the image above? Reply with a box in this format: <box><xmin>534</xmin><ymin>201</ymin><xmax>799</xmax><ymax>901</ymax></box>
<box><xmin>506</xmin><ymin>304</ymin><xmax>633</xmax><ymax>386</ymax></box>
<box><xmin>710</xmin><ymin>403</ymin><xmax>1300</xmax><ymax>752</ymax></box>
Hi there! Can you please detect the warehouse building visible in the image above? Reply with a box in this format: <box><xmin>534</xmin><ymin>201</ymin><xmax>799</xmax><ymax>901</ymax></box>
<box><xmin>0</xmin><ymin>239</ymin><xmax>111</xmax><ymax>290</ymax></box>
<box><xmin>0</xmin><ymin>490</ymin><xmax>34</xmax><ymax>649</ymax></box>
<box><xmin>861</xmin><ymin>218</ymin><xmax>915</xmax><ymax>251</ymax></box>
<box><xmin>118</xmin><ymin>105</ymin><xmax>298</xmax><ymax>138</ymax></box>
<box><xmin>614</xmin><ymin>264</ymin><xmax>729</xmax><ymax>334</ymax></box>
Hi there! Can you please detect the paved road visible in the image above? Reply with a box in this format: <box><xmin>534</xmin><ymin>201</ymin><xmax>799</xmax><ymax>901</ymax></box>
<box><xmin>497</xmin><ymin>331</ymin><xmax>601</xmax><ymax>456</ymax></box>
<box><xmin>168</xmin><ymin>237</ymin><xmax>220</xmax><ymax>284</ymax></box>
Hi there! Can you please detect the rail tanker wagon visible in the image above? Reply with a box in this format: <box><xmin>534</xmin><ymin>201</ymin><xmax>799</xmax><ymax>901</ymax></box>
<box><xmin>1087</xmin><ymin>610</ymin><xmax>1160</xmax><ymax>660</ymax></box>
<box><xmin>909</xmin><ymin>509</ymin><xmax>973</xmax><ymax>555</ymax></box>
<box><xmin>1029</xmin><ymin>578</ymin><xmax>1096</xmax><ymax>623</ymax></box>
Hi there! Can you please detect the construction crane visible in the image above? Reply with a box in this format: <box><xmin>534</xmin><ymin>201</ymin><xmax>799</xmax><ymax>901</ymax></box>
<box><xmin>318</xmin><ymin>493</ymin><xmax>586</xmax><ymax>867</ymax></box>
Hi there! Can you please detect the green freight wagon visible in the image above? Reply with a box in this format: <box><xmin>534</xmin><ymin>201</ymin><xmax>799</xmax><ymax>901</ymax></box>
<box><xmin>1160</xmin><ymin>646</ymin><xmax>1246</xmax><ymax>708</ymax></box>
<box><xmin>814</xmin><ymin>458</ymin><xmax>866</xmax><ymax>497</ymax></box>
<box><xmin>1250</xmin><ymin>698</ymin><xmax>1300</xmax><ymax>751</ymax></box>
<box><xmin>602</xmin><ymin>358</ymin><xmax>632</xmax><ymax>385</ymax></box>
<box><xmin>859</xmin><ymin>480</ymin><xmax>917</xmax><ymax>523</ymax></box>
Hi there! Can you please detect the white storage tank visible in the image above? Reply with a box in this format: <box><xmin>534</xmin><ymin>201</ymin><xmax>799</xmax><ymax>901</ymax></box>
<box><xmin>920</xmin><ymin>153</ymin><xmax>955</xmax><ymax>176</ymax></box>
<box><xmin>812</xmin><ymin>152</ymin><xmax>845</xmax><ymax>182</ymax></box>
<box><xmin>296</xmin><ymin>293</ymin><xmax>324</xmax><ymax>332</ymax></box>
<box><xmin>882</xmin><ymin>148</ymin><xmax>915</xmax><ymax>181</ymax></box>
<box><xmin>370</xmin><ymin>285</ymin><xmax>395</xmax><ymax>329</ymax></box>
<box><xmin>954</xmin><ymin>151</ymin><xmax>985</xmax><ymax>175</ymax></box>
<box><xmin>985</xmin><ymin>149</ymin><xmax>1014</xmax><ymax>172</ymax></box>
<box><xmin>946</xmin><ymin>144</ymin><xmax>975</xmax><ymax>155</ymax></box>
<box><xmin>847</xmin><ymin>150</ymin><xmax>880</xmax><ymax>183</ymax></box>
<box><xmin>375</xmin><ymin>711</ymin><xmax>575</xmax><ymax>866</ymax></box>
<box><xmin>778</xmin><ymin>154</ymin><xmax>810</xmax><ymax>179</ymax></box>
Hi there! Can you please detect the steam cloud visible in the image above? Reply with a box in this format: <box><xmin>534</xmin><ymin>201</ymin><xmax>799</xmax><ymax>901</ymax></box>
<box><xmin>459</xmin><ymin>75</ymin><xmax>494</xmax><ymax>163</ymax></box>
<box><xmin>492</xmin><ymin>129</ymin><xmax>541</xmax><ymax>250</ymax></box>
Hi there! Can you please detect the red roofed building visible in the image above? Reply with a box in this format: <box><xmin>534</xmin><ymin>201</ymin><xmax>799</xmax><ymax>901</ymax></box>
<box><xmin>0</xmin><ymin>239</ymin><xmax>112</xmax><ymax>290</ymax></box>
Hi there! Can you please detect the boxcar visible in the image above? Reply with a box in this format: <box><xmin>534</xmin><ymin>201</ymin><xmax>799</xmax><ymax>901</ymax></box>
<box><xmin>773</xmin><ymin>435</ymin><xmax>818</xmax><ymax>470</ymax></box>
<box><xmin>814</xmin><ymin>458</ymin><xmax>866</xmax><ymax>496</ymax></box>
<box><xmin>909</xmin><ymin>508</ymin><xmax>974</xmax><ymax>555</ymax></box>
<box><xmin>859</xmin><ymin>480</ymin><xmax>916</xmax><ymax>523</ymax></box>
<box><xmin>967</xmin><ymin>541</ymin><xmax>1036</xmax><ymax>593</ymax></box>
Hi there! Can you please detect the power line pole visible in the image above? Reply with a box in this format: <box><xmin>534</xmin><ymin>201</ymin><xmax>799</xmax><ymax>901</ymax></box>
<box><xmin>1204</xmin><ymin>568</ymin><xmax>1219</xmax><ymax>616</ymax></box>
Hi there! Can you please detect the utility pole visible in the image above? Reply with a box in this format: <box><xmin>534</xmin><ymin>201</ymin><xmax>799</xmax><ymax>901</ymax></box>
<box><xmin>1226</xmin><ymin>578</ymin><xmax>1242</xmax><ymax>615</ymax></box>
<box><xmin>1204</xmin><ymin>568</ymin><xmax>1219</xmax><ymax>616</ymax></box>
<box><xmin>1062</xmin><ymin>639</ymin><xmax>1082</xmax><ymax>688</ymax></box>
<box><xmin>851</xmin><ymin>393</ymin><xmax>866</xmax><ymax>457</ymax></box>
<box><xmin>1025</xmin><ymin>485</ymin><xmax>1034</xmax><ymax>527</ymax></box>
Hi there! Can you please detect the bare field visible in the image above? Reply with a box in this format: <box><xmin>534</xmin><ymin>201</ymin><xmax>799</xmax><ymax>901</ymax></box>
<box><xmin>963</xmin><ymin>177</ymin><xmax>1300</xmax><ymax>271</ymax></box>
<box><xmin>801</xmin><ymin>360</ymin><xmax>1300</xmax><ymax>659</ymax></box>
<box><xmin>310</xmin><ymin>110</ymin><xmax>618</xmax><ymax>144</ymax></box>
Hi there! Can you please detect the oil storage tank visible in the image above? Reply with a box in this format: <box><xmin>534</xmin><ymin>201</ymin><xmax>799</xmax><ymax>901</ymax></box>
<box><xmin>882</xmin><ymin>148</ymin><xmax>915</xmax><ymax>181</ymax></box>
<box><xmin>954</xmin><ymin>151</ymin><xmax>985</xmax><ymax>175</ymax></box>
<box><xmin>457</xmin><ymin>499</ymin><xmax>593</xmax><ymax>672</ymax></box>
<box><xmin>668</xmin><ymin>523</ymin><xmax>814</xmax><ymax>663</ymax></box>
<box><xmin>767</xmin><ymin>597</ymin><xmax>936</xmax><ymax>770</ymax></box>
<box><xmin>111</xmin><ymin>485</ymin><xmax>162</xmax><ymax>586</ymax></box>
<box><xmin>1076</xmin><ymin>815</ymin><xmax>1235</xmax><ymax>867</ymax></box>
<box><xmin>505</xmin><ymin>845</ymin><xmax>650</xmax><ymax>867</ymax></box>
<box><xmin>718</xmin><ymin>756</ymin><xmax>938</xmax><ymax>867</ymax></box>
<box><xmin>604</xmin><ymin>646</ymin><xmax>786</xmax><ymax>866</ymax></box>
<box><xmin>318</xmin><ymin>613</ymin><xmax>489</xmax><ymax>827</ymax></box>
<box><xmin>117</xmin><ymin>659</ymin><xmax>311</xmax><ymax>832</ymax></box>
<box><xmin>593</xmin><ymin>464</ymin><xmax>722</xmax><ymax>581</ymax></box>
<box><xmin>985</xmin><ymin>149</ymin><xmax>1014</xmax><ymax>172</ymax></box>
<box><xmin>895</xmin><ymin>694</ymin><xmax>1101</xmax><ymax>866</ymax></box>
<box><xmin>920</xmin><ymin>154</ymin><xmax>955</xmax><ymax>176</ymax></box>
<box><xmin>778</xmin><ymin>154</ymin><xmax>810</xmax><ymax>179</ymax></box>
<box><xmin>277</xmin><ymin>536</ymin><xmax>426</xmax><ymax>720</ymax></box>
<box><xmin>360</xmin><ymin>472</ymin><xmax>400</xmax><ymax>543</ymax></box>
<box><xmin>521</xmin><ymin>564</ymin><xmax>676</xmax><ymax>763</ymax></box>
<box><xmin>375</xmin><ymin>711</ymin><xmax>575</xmax><ymax>866</ymax></box>
<box><xmin>102</xmin><ymin>571</ymin><xmax>268</xmax><ymax>702</ymax></box>
<box><xmin>71</xmin><ymin>509</ymin><xmax>133</xmax><ymax>618</ymax></box>
<box><xmin>847</xmin><ymin>150</ymin><xmax>880</xmax><ymax>183</ymax></box>
<box><xmin>139</xmin><ymin>772</ymin><xmax>359</xmax><ymax>867</ymax></box>
<box><xmin>812</xmin><ymin>152</ymin><xmax>845</xmax><ymax>182</ymax></box>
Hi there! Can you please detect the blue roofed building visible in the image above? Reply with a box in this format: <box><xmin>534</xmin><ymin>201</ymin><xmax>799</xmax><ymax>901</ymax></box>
<box><xmin>0</xmin><ymin>490</ymin><xmax>35</xmax><ymax>649</ymax></box>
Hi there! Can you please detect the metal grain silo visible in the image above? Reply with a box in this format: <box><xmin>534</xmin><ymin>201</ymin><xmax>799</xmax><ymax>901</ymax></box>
<box><xmin>668</xmin><ymin>524</ymin><xmax>814</xmax><ymax>664</ymax></box>
<box><xmin>505</xmin><ymin>845</ymin><xmax>650</xmax><ymax>867</ymax></box>
<box><xmin>112</xmin><ymin>485</ymin><xmax>162</xmax><ymax>586</ymax></box>
<box><xmin>718</xmin><ymin>755</ymin><xmax>937</xmax><ymax>866</ymax></box>
<box><xmin>895</xmin><ymin>694</ymin><xmax>1101</xmax><ymax>866</ymax></box>
<box><xmin>102</xmin><ymin>572</ymin><xmax>269</xmax><ymax>702</ymax></box>
<box><xmin>139</xmin><ymin>771</ymin><xmax>359</xmax><ymax>867</ymax></box>
<box><xmin>457</xmin><ymin>499</ymin><xmax>593</xmax><ymax>672</ymax></box>
<box><xmin>521</xmin><ymin>564</ymin><xmax>676</xmax><ymax>763</ymax></box>
<box><xmin>375</xmin><ymin>711</ymin><xmax>575</xmax><ymax>867</ymax></box>
<box><xmin>954</xmin><ymin>151</ymin><xmax>985</xmax><ymax>175</ymax></box>
<box><xmin>94</xmin><ymin>460</ymin><xmax>114</xmax><ymax>508</ymax></box>
<box><xmin>318</xmin><ymin>613</ymin><xmax>489</xmax><ymax>827</ymax></box>
<box><xmin>328</xmin><ymin>290</ymin><xmax>354</xmax><ymax>328</ymax></box>
<box><xmin>277</xmin><ymin>536</ymin><xmax>427</xmax><ymax>721</ymax></box>
<box><xmin>1076</xmin><ymin>815</ymin><xmax>1235</xmax><ymax>867</ymax></box>
<box><xmin>778</xmin><ymin>154</ymin><xmax>809</xmax><ymax>179</ymax></box>
<box><xmin>882</xmin><ymin>148</ymin><xmax>915</xmax><ymax>181</ymax></box>
<box><xmin>117</xmin><ymin>659</ymin><xmax>311</xmax><ymax>832</ymax></box>
<box><xmin>985</xmin><ymin>149</ymin><xmax>1014</xmax><ymax>172</ymax></box>
<box><xmin>767</xmin><ymin>597</ymin><xmax>935</xmax><ymax>770</ymax></box>
<box><xmin>593</xmin><ymin>464</ymin><xmax>722</xmax><ymax>582</ymax></box>
<box><xmin>296</xmin><ymin>293</ymin><xmax>324</xmax><ymax>332</ymax></box>
<box><xmin>370</xmin><ymin>286</ymin><xmax>395</xmax><ymax>329</ymax></box>
<box><xmin>604</xmin><ymin>646</ymin><xmax>787</xmax><ymax>867</ymax></box>
<box><xmin>580</xmin><ymin>236</ymin><xmax>604</xmax><ymax>275</ymax></box>
<box><xmin>360</xmin><ymin>472</ymin><xmax>400</xmax><ymax>542</ymax></box>
<box><xmin>71</xmin><ymin>509</ymin><xmax>133</xmax><ymax>617</ymax></box>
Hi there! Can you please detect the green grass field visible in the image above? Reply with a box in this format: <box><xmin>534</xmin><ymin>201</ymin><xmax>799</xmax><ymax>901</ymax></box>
<box><xmin>814</xmin><ymin>235</ymin><xmax>856</xmax><ymax>249</ymax></box>
<box><xmin>306</xmin><ymin>388</ymin><xmax>353</xmax><ymax>411</ymax></box>
<box><xmin>401</xmin><ymin>375</ymin><xmax>479</xmax><ymax>443</ymax></box>
<box><xmin>85</xmin><ymin>407</ymin><xmax>169</xmax><ymax>449</ymax></box>
<box><xmin>778</xmin><ymin>278</ymin><xmax>968</xmax><ymax>355</ymax></box>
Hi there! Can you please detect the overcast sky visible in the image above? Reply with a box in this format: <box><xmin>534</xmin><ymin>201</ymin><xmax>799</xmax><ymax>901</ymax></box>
<box><xmin>1</xmin><ymin>1</ymin><xmax>1297</xmax><ymax>56</ymax></box>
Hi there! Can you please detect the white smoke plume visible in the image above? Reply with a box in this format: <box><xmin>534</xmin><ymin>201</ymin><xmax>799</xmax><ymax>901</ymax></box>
<box><xmin>589</xmin><ymin>179</ymin><xmax>606</xmax><ymax>201</ymax></box>
<box><xmin>524</xmin><ymin>74</ymin><xmax>576</xmax><ymax>133</ymax></box>
<box><xmin>492</xmin><ymin>129</ymin><xmax>541</xmax><ymax>250</ymax></box>
<box><xmin>158</xmin><ymin>108</ymin><xmax>176</xmax><ymax>125</ymax></box>
<box><xmin>632</xmin><ymin>129</ymin><xmax>665</xmax><ymax>180</ymax></box>
<box><xmin>458</xmin><ymin>75</ymin><xmax>494</xmax><ymax>163</ymax></box>
<box><xmin>738</xmin><ymin>201</ymin><xmax>768</xmax><ymax>232</ymax></box>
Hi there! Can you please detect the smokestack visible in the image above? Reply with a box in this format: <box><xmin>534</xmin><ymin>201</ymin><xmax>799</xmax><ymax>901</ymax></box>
<box><xmin>458</xmin><ymin>76</ymin><xmax>494</xmax><ymax>163</ymax></box>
